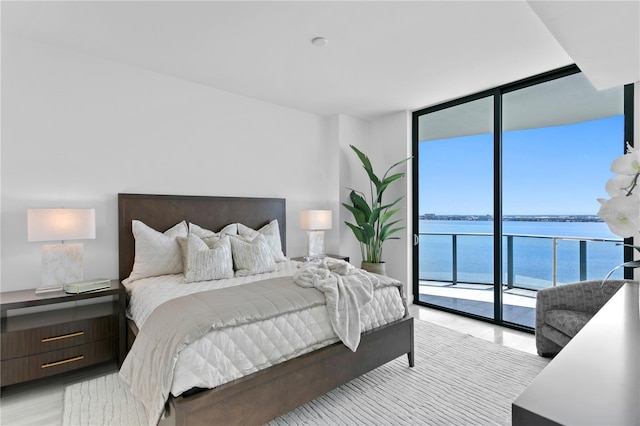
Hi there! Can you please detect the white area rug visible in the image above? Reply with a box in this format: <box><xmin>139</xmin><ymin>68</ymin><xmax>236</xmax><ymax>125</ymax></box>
<box><xmin>62</xmin><ymin>319</ymin><xmax>548</xmax><ymax>425</ymax></box>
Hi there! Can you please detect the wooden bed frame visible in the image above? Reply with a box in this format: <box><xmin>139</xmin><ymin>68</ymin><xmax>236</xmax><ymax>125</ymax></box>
<box><xmin>118</xmin><ymin>193</ymin><xmax>414</xmax><ymax>426</ymax></box>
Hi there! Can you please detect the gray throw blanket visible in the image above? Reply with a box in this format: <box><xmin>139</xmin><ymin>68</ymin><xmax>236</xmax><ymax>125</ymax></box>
<box><xmin>119</xmin><ymin>276</ymin><xmax>326</xmax><ymax>426</ymax></box>
<box><xmin>293</xmin><ymin>258</ymin><xmax>378</xmax><ymax>351</ymax></box>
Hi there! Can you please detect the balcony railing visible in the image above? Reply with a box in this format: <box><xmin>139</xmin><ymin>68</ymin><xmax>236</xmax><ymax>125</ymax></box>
<box><xmin>418</xmin><ymin>232</ymin><xmax>623</xmax><ymax>290</ymax></box>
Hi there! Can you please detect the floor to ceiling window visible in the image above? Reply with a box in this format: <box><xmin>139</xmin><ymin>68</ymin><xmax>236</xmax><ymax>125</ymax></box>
<box><xmin>413</xmin><ymin>66</ymin><xmax>634</xmax><ymax>330</ymax></box>
<box><xmin>416</xmin><ymin>95</ymin><xmax>495</xmax><ymax>321</ymax></box>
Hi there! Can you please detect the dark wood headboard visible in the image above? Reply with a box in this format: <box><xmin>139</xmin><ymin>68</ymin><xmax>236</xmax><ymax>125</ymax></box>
<box><xmin>118</xmin><ymin>193</ymin><xmax>286</xmax><ymax>281</ymax></box>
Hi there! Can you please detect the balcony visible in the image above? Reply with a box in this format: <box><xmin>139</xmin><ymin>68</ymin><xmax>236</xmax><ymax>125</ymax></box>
<box><xmin>417</xmin><ymin>232</ymin><xmax>623</xmax><ymax>328</ymax></box>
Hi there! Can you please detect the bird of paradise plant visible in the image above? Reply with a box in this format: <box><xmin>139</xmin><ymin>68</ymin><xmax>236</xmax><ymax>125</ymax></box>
<box><xmin>342</xmin><ymin>145</ymin><xmax>411</xmax><ymax>264</ymax></box>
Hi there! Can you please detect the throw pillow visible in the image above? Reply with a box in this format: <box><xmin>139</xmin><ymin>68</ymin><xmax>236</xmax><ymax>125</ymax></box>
<box><xmin>177</xmin><ymin>233</ymin><xmax>233</xmax><ymax>282</ymax></box>
<box><xmin>229</xmin><ymin>233</ymin><xmax>277</xmax><ymax>277</ymax></box>
<box><xmin>237</xmin><ymin>220</ymin><xmax>286</xmax><ymax>262</ymax></box>
<box><xmin>123</xmin><ymin>220</ymin><xmax>188</xmax><ymax>285</ymax></box>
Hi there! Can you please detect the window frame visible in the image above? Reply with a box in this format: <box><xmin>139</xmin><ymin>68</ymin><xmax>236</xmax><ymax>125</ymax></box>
<box><xmin>411</xmin><ymin>65</ymin><xmax>635</xmax><ymax>330</ymax></box>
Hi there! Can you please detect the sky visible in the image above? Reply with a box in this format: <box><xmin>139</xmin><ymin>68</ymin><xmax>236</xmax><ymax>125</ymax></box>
<box><xmin>418</xmin><ymin>115</ymin><xmax>625</xmax><ymax>216</ymax></box>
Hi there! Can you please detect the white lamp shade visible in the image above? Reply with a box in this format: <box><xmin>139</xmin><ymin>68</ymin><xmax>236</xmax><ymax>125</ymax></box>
<box><xmin>28</xmin><ymin>208</ymin><xmax>96</xmax><ymax>242</ymax></box>
<box><xmin>300</xmin><ymin>210</ymin><xmax>332</xmax><ymax>230</ymax></box>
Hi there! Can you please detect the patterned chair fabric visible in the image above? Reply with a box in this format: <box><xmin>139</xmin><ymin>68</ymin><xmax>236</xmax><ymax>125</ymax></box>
<box><xmin>535</xmin><ymin>279</ymin><xmax>633</xmax><ymax>357</ymax></box>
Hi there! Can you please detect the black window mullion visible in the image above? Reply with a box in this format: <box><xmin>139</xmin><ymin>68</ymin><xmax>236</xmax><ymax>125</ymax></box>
<box><xmin>493</xmin><ymin>90</ymin><xmax>503</xmax><ymax>322</ymax></box>
<box><xmin>623</xmin><ymin>84</ymin><xmax>635</xmax><ymax>279</ymax></box>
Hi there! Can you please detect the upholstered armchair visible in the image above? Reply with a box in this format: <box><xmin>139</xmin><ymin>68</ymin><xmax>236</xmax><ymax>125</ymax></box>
<box><xmin>535</xmin><ymin>279</ymin><xmax>632</xmax><ymax>357</ymax></box>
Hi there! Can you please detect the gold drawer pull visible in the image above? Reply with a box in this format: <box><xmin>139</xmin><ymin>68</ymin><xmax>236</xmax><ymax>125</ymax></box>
<box><xmin>41</xmin><ymin>331</ymin><xmax>84</xmax><ymax>343</ymax></box>
<box><xmin>41</xmin><ymin>355</ymin><xmax>84</xmax><ymax>369</ymax></box>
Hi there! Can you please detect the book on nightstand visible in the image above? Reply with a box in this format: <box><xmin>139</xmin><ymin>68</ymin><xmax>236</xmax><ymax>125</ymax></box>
<box><xmin>64</xmin><ymin>279</ymin><xmax>111</xmax><ymax>294</ymax></box>
<box><xmin>34</xmin><ymin>285</ymin><xmax>64</xmax><ymax>294</ymax></box>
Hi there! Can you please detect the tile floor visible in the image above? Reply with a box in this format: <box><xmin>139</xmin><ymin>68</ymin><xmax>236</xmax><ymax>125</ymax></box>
<box><xmin>0</xmin><ymin>305</ymin><xmax>537</xmax><ymax>425</ymax></box>
<box><xmin>408</xmin><ymin>304</ymin><xmax>537</xmax><ymax>355</ymax></box>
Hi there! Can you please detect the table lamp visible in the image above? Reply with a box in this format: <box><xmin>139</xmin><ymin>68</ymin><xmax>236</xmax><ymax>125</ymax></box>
<box><xmin>28</xmin><ymin>208</ymin><xmax>96</xmax><ymax>293</ymax></box>
<box><xmin>300</xmin><ymin>210</ymin><xmax>332</xmax><ymax>260</ymax></box>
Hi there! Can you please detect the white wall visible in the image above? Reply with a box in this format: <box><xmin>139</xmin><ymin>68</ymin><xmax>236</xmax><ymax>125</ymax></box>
<box><xmin>1</xmin><ymin>35</ymin><xmax>340</xmax><ymax>291</ymax></box>
<box><xmin>334</xmin><ymin>112</ymin><xmax>412</xmax><ymax>295</ymax></box>
<box><xmin>370</xmin><ymin>111</ymin><xmax>412</xmax><ymax>292</ymax></box>
<box><xmin>334</xmin><ymin>114</ymin><xmax>372</xmax><ymax>268</ymax></box>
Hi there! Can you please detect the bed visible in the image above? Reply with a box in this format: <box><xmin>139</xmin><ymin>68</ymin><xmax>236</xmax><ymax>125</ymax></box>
<box><xmin>118</xmin><ymin>193</ymin><xmax>414</xmax><ymax>426</ymax></box>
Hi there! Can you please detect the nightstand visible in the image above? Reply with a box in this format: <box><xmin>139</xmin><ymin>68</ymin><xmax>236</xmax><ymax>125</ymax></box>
<box><xmin>291</xmin><ymin>254</ymin><xmax>350</xmax><ymax>263</ymax></box>
<box><xmin>0</xmin><ymin>280</ymin><xmax>126</xmax><ymax>387</ymax></box>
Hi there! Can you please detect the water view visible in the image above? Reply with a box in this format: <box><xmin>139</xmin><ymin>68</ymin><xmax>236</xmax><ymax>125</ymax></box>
<box><xmin>419</xmin><ymin>218</ymin><xmax>623</xmax><ymax>290</ymax></box>
<box><xmin>415</xmin><ymin>72</ymin><xmax>626</xmax><ymax>328</ymax></box>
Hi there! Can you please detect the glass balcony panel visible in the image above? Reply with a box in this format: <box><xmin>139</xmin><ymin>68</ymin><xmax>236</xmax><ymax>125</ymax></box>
<box><xmin>512</xmin><ymin>236</ymin><xmax>553</xmax><ymax>290</ymax></box>
<box><xmin>586</xmin><ymin>240</ymin><xmax>624</xmax><ymax>280</ymax></box>
<box><xmin>419</xmin><ymin>234</ymin><xmax>453</xmax><ymax>282</ymax></box>
<box><xmin>456</xmin><ymin>234</ymin><xmax>493</xmax><ymax>284</ymax></box>
<box><xmin>419</xmin><ymin>231</ymin><xmax>624</xmax><ymax>329</ymax></box>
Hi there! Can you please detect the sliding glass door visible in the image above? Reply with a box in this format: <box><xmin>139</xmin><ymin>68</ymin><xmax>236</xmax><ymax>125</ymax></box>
<box><xmin>500</xmin><ymin>72</ymin><xmax>625</xmax><ymax>327</ymax></box>
<box><xmin>413</xmin><ymin>66</ymin><xmax>632</xmax><ymax>330</ymax></box>
<box><xmin>416</xmin><ymin>96</ymin><xmax>495</xmax><ymax>320</ymax></box>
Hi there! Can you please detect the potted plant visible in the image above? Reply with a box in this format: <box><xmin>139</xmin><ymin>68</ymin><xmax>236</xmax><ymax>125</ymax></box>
<box><xmin>342</xmin><ymin>144</ymin><xmax>411</xmax><ymax>275</ymax></box>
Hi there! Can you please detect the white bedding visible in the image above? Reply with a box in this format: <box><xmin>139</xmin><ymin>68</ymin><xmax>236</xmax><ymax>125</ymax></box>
<box><xmin>123</xmin><ymin>260</ymin><xmax>406</xmax><ymax>397</ymax></box>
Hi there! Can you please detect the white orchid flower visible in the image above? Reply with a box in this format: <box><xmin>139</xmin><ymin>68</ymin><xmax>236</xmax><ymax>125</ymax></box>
<box><xmin>605</xmin><ymin>174</ymin><xmax>638</xmax><ymax>197</ymax></box>
<box><xmin>597</xmin><ymin>195</ymin><xmax>640</xmax><ymax>238</ymax></box>
<box><xmin>610</xmin><ymin>149</ymin><xmax>640</xmax><ymax>175</ymax></box>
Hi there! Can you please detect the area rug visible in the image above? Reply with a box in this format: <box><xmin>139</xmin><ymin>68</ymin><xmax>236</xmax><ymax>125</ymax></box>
<box><xmin>62</xmin><ymin>319</ymin><xmax>548</xmax><ymax>426</ymax></box>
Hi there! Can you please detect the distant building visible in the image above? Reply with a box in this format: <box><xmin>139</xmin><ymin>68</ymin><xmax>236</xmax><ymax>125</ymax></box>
<box><xmin>419</xmin><ymin>214</ymin><xmax>603</xmax><ymax>222</ymax></box>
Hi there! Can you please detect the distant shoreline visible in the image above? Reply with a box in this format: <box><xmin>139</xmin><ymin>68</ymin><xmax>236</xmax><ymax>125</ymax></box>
<box><xmin>420</xmin><ymin>214</ymin><xmax>604</xmax><ymax>223</ymax></box>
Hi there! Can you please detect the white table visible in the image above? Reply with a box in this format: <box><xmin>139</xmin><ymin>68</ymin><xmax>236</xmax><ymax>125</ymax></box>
<box><xmin>513</xmin><ymin>282</ymin><xmax>640</xmax><ymax>425</ymax></box>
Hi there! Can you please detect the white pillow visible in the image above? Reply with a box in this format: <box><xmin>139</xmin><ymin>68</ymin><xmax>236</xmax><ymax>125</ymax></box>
<box><xmin>177</xmin><ymin>234</ymin><xmax>233</xmax><ymax>282</ymax></box>
<box><xmin>237</xmin><ymin>220</ymin><xmax>287</xmax><ymax>262</ymax></box>
<box><xmin>229</xmin><ymin>234</ymin><xmax>276</xmax><ymax>277</ymax></box>
<box><xmin>189</xmin><ymin>222</ymin><xmax>238</xmax><ymax>247</ymax></box>
<box><xmin>123</xmin><ymin>220</ymin><xmax>188</xmax><ymax>285</ymax></box>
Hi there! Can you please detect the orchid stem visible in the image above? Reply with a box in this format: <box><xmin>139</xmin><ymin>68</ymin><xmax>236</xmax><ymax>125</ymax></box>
<box><xmin>625</xmin><ymin>172</ymin><xmax>640</xmax><ymax>196</ymax></box>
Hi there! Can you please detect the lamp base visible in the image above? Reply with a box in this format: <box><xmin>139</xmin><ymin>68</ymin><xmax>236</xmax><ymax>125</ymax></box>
<box><xmin>306</xmin><ymin>230</ymin><xmax>326</xmax><ymax>258</ymax></box>
<box><xmin>41</xmin><ymin>243</ymin><xmax>84</xmax><ymax>286</ymax></box>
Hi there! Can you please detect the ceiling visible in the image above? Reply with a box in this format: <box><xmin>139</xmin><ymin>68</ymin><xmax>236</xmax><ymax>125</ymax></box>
<box><xmin>418</xmin><ymin>72</ymin><xmax>624</xmax><ymax>141</ymax></box>
<box><xmin>2</xmin><ymin>1</ymin><xmax>639</xmax><ymax>120</ymax></box>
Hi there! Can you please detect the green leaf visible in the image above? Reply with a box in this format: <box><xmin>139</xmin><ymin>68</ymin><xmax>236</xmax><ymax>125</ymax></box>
<box><xmin>342</xmin><ymin>202</ymin><xmax>366</xmax><ymax>224</ymax></box>
<box><xmin>385</xmin><ymin>156</ymin><xmax>412</xmax><ymax>175</ymax></box>
<box><xmin>362</xmin><ymin>223</ymin><xmax>376</xmax><ymax>240</ymax></box>
<box><xmin>380</xmin><ymin>208</ymin><xmax>401</xmax><ymax>225</ymax></box>
<box><xmin>368</xmin><ymin>207</ymin><xmax>382</xmax><ymax>225</ymax></box>
<box><xmin>344</xmin><ymin>222</ymin><xmax>366</xmax><ymax>243</ymax></box>
<box><xmin>350</xmin><ymin>145</ymin><xmax>380</xmax><ymax>187</ymax></box>
<box><xmin>380</xmin><ymin>221</ymin><xmax>404</xmax><ymax>240</ymax></box>
<box><xmin>387</xmin><ymin>195</ymin><xmax>405</xmax><ymax>208</ymax></box>
<box><xmin>381</xmin><ymin>227</ymin><xmax>403</xmax><ymax>241</ymax></box>
<box><xmin>350</xmin><ymin>191</ymin><xmax>371</xmax><ymax>219</ymax></box>
<box><xmin>381</xmin><ymin>172</ymin><xmax>406</xmax><ymax>187</ymax></box>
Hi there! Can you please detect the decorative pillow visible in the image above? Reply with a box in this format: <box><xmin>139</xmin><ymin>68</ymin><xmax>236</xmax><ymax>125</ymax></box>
<box><xmin>237</xmin><ymin>220</ymin><xmax>287</xmax><ymax>262</ymax></box>
<box><xmin>177</xmin><ymin>234</ymin><xmax>233</xmax><ymax>282</ymax></box>
<box><xmin>189</xmin><ymin>222</ymin><xmax>238</xmax><ymax>247</ymax></box>
<box><xmin>123</xmin><ymin>220</ymin><xmax>188</xmax><ymax>285</ymax></box>
<box><xmin>229</xmin><ymin>234</ymin><xmax>276</xmax><ymax>277</ymax></box>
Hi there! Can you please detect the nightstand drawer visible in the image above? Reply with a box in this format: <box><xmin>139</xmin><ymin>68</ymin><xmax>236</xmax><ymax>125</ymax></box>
<box><xmin>0</xmin><ymin>337</ymin><xmax>116</xmax><ymax>386</ymax></box>
<box><xmin>1</xmin><ymin>315</ymin><xmax>117</xmax><ymax>359</ymax></box>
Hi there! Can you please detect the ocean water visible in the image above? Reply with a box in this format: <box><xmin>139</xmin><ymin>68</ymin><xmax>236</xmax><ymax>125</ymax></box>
<box><xmin>418</xmin><ymin>220</ymin><xmax>625</xmax><ymax>289</ymax></box>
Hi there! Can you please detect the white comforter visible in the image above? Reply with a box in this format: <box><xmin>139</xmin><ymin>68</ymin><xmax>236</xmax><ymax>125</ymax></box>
<box><xmin>123</xmin><ymin>260</ymin><xmax>406</xmax><ymax>398</ymax></box>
